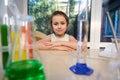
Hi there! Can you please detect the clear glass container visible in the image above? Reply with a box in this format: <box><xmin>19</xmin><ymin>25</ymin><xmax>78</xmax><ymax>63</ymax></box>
<box><xmin>69</xmin><ymin>0</ymin><xmax>93</xmax><ymax>75</ymax></box>
<box><xmin>108</xmin><ymin>38</ymin><xmax>120</xmax><ymax>80</ymax></box>
<box><xmin>4</xmin><ymin>15</ymin><xmax>46</xmax><ymax>80</ymax></box>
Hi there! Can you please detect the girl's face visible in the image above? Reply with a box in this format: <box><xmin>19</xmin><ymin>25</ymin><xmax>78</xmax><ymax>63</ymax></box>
<box><xmin>52</xmin><ymin>15</ymin><xmax>68</xmax><ymax>37</ymax></box>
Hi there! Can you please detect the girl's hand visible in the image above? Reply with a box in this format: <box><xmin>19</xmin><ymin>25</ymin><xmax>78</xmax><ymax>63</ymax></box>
<box><xmin>51</xmin><ymin>46</ymin><xmax>75</xmax><ymax>51</ymax></box>
<box><xmin>37</xmin><ymin>41</ymin><xmax>53</xmax><ymax>46</ymax></box>
<box><xmin>48</xmin><ymin>42</ymin><xmax>62</xmax><ymax>47</ymax></box>
<box><xmin>81</xmin><ymin>41</ymin><xmax>87</xmax><ymax>52</ymax></box>
<box><xmin>36</xmin><ymin>41</ymin><xmax>53</xmax><ymax>49</ymax></box>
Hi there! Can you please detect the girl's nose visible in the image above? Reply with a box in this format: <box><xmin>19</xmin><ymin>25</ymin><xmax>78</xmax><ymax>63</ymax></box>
<box><xmin>58</xmin><ymin>24</ymin><xmax>61</xmax><ymax>28</ymax></box>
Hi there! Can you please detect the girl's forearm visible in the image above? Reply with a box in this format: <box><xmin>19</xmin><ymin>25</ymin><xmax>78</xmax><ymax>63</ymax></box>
<box><xmin>60</xmin><ymin>42</ymin><xmax>77</xmax><ymax>50</ymax></box>
<box><xmin>50</xmin><ymin>46</ymin><xmax>76</xmax><ymax>51</ymax></box>
<box><xmin>37</xmin><ymin>41</ymin><xmax>77</xmax><ymax>51</ymax></box>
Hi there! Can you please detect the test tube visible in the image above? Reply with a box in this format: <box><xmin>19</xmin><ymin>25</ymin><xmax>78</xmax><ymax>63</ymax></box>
<box><xmin>0</xmin><ymin>24</ymin><xmax>9</xmax><ymax>69</ymax></box>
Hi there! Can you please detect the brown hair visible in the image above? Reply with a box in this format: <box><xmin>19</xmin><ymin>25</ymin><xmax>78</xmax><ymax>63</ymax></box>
<box><xmin>50</xmin><ymin>10</ymin><xmax>69</xmax><ymax>28</ymax></box>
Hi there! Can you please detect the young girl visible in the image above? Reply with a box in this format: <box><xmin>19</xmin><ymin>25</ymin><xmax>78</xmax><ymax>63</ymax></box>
<box><xmin>36</xmin><ymin>11</ymin><xmax>87</xmax><ymax>51</ymax></box>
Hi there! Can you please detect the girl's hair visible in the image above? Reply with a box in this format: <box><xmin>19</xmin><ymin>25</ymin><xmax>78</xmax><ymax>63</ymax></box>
<box><xmin>50</xmin><ymin>10</ymin><xmax>69</xmax><ymax>27</ymax></box>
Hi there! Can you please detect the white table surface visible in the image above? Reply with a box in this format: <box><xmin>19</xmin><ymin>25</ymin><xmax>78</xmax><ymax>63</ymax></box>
<box><xmin>0</xmin><ymin>49</ymin><xmax>119</xmax><ymax>80</ymax></box>
<box><xmin>35</xmin><ymin>49</ymin><xmax>118</xmax><ymax>80</ymax></box>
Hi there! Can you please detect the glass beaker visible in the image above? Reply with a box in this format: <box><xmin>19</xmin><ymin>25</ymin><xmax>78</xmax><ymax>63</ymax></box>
<box><xmin>4</xmin><ymin>15</ymin><xmax>46</xmax><ymax>80</ymax></box>
<box><xmin>109</xmin><ymin>38</ymin><xmax>120</xmax><ymax>80</ymax></box>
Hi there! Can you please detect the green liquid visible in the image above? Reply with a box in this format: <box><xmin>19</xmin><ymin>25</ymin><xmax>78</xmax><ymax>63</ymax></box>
<box><xmin>0</xmin><ymin>24</ymin><xmax>9</xmax><ymax>69</ymax></box>
<box><xmin>2</xmin><ymin>51</ymin><xmax>9</xmax><ymax>69</ymax></box>
<box><xmin>5</xmin><ymin>60</ymin><xmax>46</xmax><ymax>80</ymax></box>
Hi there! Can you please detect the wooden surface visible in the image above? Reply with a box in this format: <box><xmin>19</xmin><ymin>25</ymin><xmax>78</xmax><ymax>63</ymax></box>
<box><xmin>35</xmin><ymin>49</ymin><xmax>117</xmax><ymax>80</ymax></box>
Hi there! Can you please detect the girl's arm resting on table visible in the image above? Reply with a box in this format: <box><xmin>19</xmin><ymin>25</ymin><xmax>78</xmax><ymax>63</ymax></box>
<box><xmin>35</xmin><ymin>35</ymin><xmax>52</xmax><ymax>50</ymax></box>
<box><xmin>60</xmin><ymin>35</ymin><xmax>77</xmax><ymax>50</ymax></box>
<box><xmin>36</xmin><ymin>35</ymin><xmax>78</xmax><ymax>51</ymax></box>
<box><xmin>36</xmin><ymin>41</ymin><xmax>75</xmax><ymax>51</ymax></box>
<box><xmin>50</xmin><ymin>41</ymin><xmax>77</xmax><ymax>50</ymax></box>
<box><xmin>49</xmin><ymin>46</ymin><xmax>75</xmax><ymax>51</ymax></box>
<box><xmin>36</xmin><ymin>41</ymin><xmax>76</xmax><ymax>51</ymax></box>
<box><xmin>36</xmin><ymin>41</ymin><xmax>51</xmax><ymax>50</ymax></box>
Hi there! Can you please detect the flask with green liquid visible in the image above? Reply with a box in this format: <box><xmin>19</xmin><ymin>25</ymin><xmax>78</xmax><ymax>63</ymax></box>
<box><xmin>4</xmin><ymin>15</ymin><xmax>46</xmax><ymax>80</ymax></box>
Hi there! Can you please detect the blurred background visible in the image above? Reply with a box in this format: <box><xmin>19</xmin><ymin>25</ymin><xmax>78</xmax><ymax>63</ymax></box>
<box><xmin>0</xmin><ymin>0</ymin><xmax>120</xmax><ymax>49</ymax></box>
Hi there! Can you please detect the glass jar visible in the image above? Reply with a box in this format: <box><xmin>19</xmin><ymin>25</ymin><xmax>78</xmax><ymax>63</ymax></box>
<box><xmin>108</xmin><ymin>38</ymin><xmax>120</xmax><ymax>80</ymax></box>
<box><xmin>4</xmin><ymin>15</ymin><xmax>46</xmax><ymax>80</ymax></box>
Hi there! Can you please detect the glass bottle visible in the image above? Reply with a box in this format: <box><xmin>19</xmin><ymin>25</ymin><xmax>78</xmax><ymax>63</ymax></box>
<box><xmin>4</xmin><ymin>15</ymin><xmax>46</xmax><ymax>80</ymax></box>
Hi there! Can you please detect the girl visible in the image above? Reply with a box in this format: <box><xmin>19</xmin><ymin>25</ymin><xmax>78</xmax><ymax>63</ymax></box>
<box><xmin>36</xmin><ymin>11</ymin><xmax>87</xmax><ymax>51</ymax></box>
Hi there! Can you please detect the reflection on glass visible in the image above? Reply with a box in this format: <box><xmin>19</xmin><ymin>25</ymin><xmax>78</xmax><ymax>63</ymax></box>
<box><xmin>4</xmin><ymin>15</ymin><xmax>45</xmax><ymax>80</ymax></box>
<box><xmin>104</xmin><ymin>11</ymin><xmax>120</xmax><ymax>80</ymax></box>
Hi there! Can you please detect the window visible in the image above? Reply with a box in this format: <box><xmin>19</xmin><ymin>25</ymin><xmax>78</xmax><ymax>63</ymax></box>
<box><xmin>105</xmin><ymin>9</ymin><xmax>120</xmax><ymax>38</ymax></box>
<box><xmin>28</xmin><ymin>0</ymin><xmax>91</xmax><ymax>39</ymax></box>
<box><xmin>101</xmin><ymin>0</ymin><xmax>120</xmax><ymax>42</ymax></box>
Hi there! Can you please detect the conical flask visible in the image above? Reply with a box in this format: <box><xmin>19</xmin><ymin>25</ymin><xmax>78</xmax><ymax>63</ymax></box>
<box><xmin>4</xmin><ymin>15</ymin><xmax>46</xmax><ymax>80</ymax></box>
<box><xmin>69</xmin><ymin>0</ymin><xmax>93</xmax><ymax>75</ymax></box>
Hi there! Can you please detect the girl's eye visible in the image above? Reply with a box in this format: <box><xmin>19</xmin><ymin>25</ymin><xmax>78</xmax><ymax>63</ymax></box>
<box><xmin>53</xmin><ymin>21</ymin><xmax>66</xmax><ymax>25</ymax></box>
<box><xmin>61</xmin><ymin>22</ymin><xmax>65</xmax><ymax>25</ymax></box>
<box><xmin>53</xmin><ymin>22</ymin><xmax>58</xmax><ymax>25</ymax></box>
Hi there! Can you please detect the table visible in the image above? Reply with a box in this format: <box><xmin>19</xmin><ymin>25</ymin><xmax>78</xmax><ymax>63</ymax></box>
<box><xmin>0</xmin><ymin>49</ymin><xmax>119</xmax><ymax>80</ymax></box>
<box><xmin>36</xmin><ymin>49</ymin><xmax>118</xmax><ymax>80</ymax></box>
